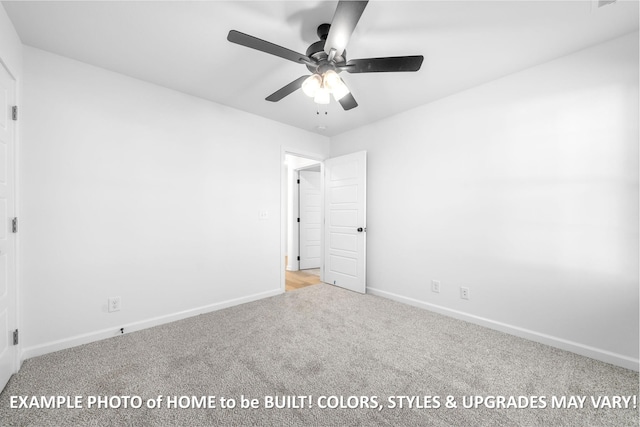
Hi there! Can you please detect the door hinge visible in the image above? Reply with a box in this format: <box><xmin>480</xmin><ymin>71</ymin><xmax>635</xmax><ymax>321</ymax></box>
<box><xmin>297</xmin><ymin>217</ymin><xmax>300</xmax><ymax>223</ymax></box>
<box><xmin>297</xmin><ymin>256</ymin><xmax>300</xmax><ymax>261</ymax></box>
<box><xmin>13</xmin><ymin>329</ymin><xmax>18</xmax><ymax>345</ymax></box>
<box><xmin>12</xmin><ymin>106</ymin><xmax>17</xmax><ymax>121</ymax></box>
<box><xmin>297</xmin><ymin>179</ymin><xmax>300</xmax><ymax>184</ymax></box>
<box><xmin>11</xmin><ymin>217</ymin><xmax>17</xmax><ymax>233</ymax></box>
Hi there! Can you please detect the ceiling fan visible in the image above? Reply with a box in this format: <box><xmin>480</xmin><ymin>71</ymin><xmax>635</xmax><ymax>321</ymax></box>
<box><xmin>227</xmin><ymin>0</ymin><xmax>423</xmax><ymax>110</ymax></box>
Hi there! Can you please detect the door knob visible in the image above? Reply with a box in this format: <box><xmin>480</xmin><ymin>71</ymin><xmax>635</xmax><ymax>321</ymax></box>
<box><xmin>357</xmin><ymin>227</ymin><xmax>364</xmax><ymax>232</ymax></box>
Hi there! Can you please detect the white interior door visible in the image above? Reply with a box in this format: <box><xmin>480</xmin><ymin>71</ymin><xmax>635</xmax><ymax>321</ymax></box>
<box><xmin>299</xmin><ymin>170</ymin><xmax>321</xmax><ymax>270</ymax></box>
<box><xmin>324</xmin><ymin>151</ymin><xmax>366</xmax><ymax>293</ymax></box>
<box><xmin>0</xmin><ymin>64</ymin><xmax>17</xmax><ymax>392</ymax></box>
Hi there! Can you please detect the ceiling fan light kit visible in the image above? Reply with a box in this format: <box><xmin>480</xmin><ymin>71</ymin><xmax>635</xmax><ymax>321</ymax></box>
<box><xmin>227</xmin><ymin>0</ymin><xmax>424</xmax><ymax>111</ymax></box>
<box><xmin>302</xmin><ymin>70</ymin><xmax>350</xmax><ymax>103</ymax></box>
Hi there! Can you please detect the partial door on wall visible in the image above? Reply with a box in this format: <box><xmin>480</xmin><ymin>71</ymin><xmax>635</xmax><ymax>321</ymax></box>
<box><xmin>0</xmin><ymin>63</ymin><xmax>17</xmax><ymax>392</ymax></box>
<box><xmin>298</xmin><ymin>169</ymin><xmax>321</xmax><ymax>270</ymax></box>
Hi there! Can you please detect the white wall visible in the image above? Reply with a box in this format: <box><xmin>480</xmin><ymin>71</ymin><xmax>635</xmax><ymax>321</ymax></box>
<box><xmin>0</xmin><ymin>4</ymin><xmax>22</xmax><ymax>79</ymax></box>
<box><xmin>20</xmin><ymin>46</ymin><xmax>329</xmax><ymax>357</ymax></box>
<box><xmin>330</xmin><ymin>32</ymin><xmax>639</xmax><ymax>370</ymax></box>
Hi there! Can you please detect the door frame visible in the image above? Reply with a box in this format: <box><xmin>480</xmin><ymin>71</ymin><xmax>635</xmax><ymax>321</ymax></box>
<box><xmin>295</xmin><ymin>165</ymin><xmax>321</xmax><ymax>271</ymax></box>
<box><xmin>0</xmin><ymin>58</ymin><xmax>20</xmax><ymax>389</ymax></box>
<box><xmin>280</xmin><ymin>147</ymin><xmax>325</xmax><ymax>292</ymax></box>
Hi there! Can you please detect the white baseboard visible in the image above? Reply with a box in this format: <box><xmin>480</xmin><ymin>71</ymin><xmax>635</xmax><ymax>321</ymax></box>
<box><xmin>21</xmin><ymin>288</ymin><xmax>283</xmax><ymax>361</ymax></box>
<box><xmin>367</xmin><ymin>287</ymin><xmax>639</xmax><ymax>372</ymax></box>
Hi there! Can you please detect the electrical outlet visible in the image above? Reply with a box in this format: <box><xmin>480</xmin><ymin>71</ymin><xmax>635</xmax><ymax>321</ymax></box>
<box><xmin>460</xmin><ymin>287</ymin><xmax>470</xmax><ymax>300</ymax></box>
<box><xmin>431</xmin><ymin>280</ymin><xmax>441</xmax><ymax>293</ymax></box>
<box><xmin>108</xmin><ymin>297</ymin><xmax>121</xmax><ymax>312</ymax></box>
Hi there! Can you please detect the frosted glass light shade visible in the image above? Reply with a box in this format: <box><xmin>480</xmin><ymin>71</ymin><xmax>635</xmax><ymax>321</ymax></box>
<box><xmin>322</xmin><ymin>70</ymin><xmax>341</xmax><ymax>91</ymax></box>
<box><xmin>314</xmin><ymin>87</ymin><xmax>330</xmax><ymax>104</ymax></box>
<box><xmin>323</xmin><ymin>70</ymin><xmax>350</xmax><ymax>101</ymax></box>
<box><xmin>331</xmin><ymin>80</ymin><xmax>350</xmax><ymax>101</ymax></box>
<box><xmin>302</xmin><ymin>74</ymin><xmax>322</xmax><ymax>97</ymax></box>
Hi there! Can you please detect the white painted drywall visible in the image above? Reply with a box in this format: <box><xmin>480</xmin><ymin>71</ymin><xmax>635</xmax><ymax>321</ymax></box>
<box><xmin>0</xmin><ymin>4</ymin><xmax>22</xmax><ymax>79</ymax></box>
<box><xmin>19</xmin><ymin>47</ymin><xmax>329</xmax><ymax>356</ymax></box>
<box><xmin>330</xmin><ymin>32</ymin><xmax>639</xmax><ymax>369</ymax></box>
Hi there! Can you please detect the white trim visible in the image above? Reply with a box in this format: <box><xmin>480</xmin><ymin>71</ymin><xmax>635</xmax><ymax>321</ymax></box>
<box><xmin>367</xmin><ymin>286</ymin><xmax>639</xmax><ymax>372</ymax></box>
<box><xmin>289</xmin><ymin>169</ymin><xmax>300</xmax><ymax>272</ymax></box>
<box><xmin>0</xmin><ymin>58</ymin><xmax>18</xmax><ymax>82</ymax></box>
<box><xmin>0</xmin><ymin>60</ymin><xmax>20</xmax><ymax>380</ymax></box>
<box><xmin>21</xmin><ymin>288</ymin><xmax>282</xmax><ymax>360</ymax></box>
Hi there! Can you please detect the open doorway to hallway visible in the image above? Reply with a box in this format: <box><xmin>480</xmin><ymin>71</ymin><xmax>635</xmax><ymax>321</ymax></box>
<box><xmin>285</xmin><ymin>257</ymin><xmax>321</xmax><ymax>291</ymax></box>
<box><xmin>284</xmin><ymin>154</ymin><xmax>322</xmax><ymax>292</ymax></box>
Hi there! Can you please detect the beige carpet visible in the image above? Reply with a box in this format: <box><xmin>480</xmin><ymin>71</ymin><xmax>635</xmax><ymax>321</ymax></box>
<box><xmin>1</xmin><ymin>284</ymin><xmax>638</xmax><ymax>426</ymax></box>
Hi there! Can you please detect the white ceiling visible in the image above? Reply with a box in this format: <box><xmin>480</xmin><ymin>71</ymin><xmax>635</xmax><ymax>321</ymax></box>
<box><xmin>3</xmin><ymin>0</ymin><xmax>639</xmax><ymax>136</ymax></box>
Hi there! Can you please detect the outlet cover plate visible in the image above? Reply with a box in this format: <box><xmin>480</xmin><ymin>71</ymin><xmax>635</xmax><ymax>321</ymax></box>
<box><xmin>431</xmin><ymin>280</ymin><xmax>440</xmax><ymax>293</ymax></box>
<box><xmin>108</xmin><ymin>297</ymin><xmax>121</xmax><ymax>312</ymax></box>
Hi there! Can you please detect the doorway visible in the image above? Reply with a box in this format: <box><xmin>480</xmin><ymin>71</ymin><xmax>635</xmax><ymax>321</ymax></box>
<box><xmin>280</xmin><ymin>150</ymin><xmax>367</xmax><ymax>294</ymax></box>
<box><xmin>284</xmin><ymin>153</ymin><xmax>322</xmax><ymax>292</ymax></box>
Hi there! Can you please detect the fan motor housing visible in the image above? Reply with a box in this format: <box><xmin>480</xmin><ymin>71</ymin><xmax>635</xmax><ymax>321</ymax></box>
<box><xmin>305</xmin><ymin>24</ymin><xmax>346</xmax><ymax>74</ymax></box>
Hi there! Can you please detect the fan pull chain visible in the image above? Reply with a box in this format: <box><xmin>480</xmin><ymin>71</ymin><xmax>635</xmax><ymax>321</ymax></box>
<box><xmin>315</xmin><ymin>106</ymin><xmax>328</xmax><ymax>131</ymax></box>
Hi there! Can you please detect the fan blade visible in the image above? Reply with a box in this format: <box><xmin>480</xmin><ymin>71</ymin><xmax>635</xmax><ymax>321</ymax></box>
<box><xmin>266</xmin><ymin>76</ymin><xmax>310</xmax><ymax>102</ymax></box>
<box><xmin>344</xmin><ymin>56</ymin><xmax>424</xmax><ymax>73</ymax></box>
<box><xmin>324</xmin><ymin>1</ymin><xmax>368</xmax><ymax>57</ymax></box>
<box><xmin>227</xmin><ymin>30</ymin><xmax>312</xmax><ymax>65</ymax></box>
<box><xmin>339</xmin><ymin>92</ymin><xmax>358</xmax><ymax>111</ymax></box>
